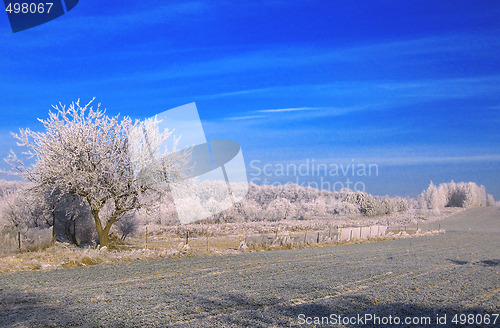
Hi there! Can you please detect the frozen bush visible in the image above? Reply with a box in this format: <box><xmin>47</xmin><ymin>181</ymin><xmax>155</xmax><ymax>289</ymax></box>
<box><xmin>22</xmin><ymin>227</ymin><xmax>53</xmax><ymax>251</ymax></box>
<box><xmin>418</xmin><ymin>181</ymin><xmax>489</xmax><ymax>209</ymax></box>
<box><xmin>115</xmin><ymin>213</ymin><xmax>139</xmax><ymax>241</ymax></box>
<box><xmin>346</xmin><ymin>191</ymin><xmax>378</xmax><ymax>216</ymax></box>
<box><xmin>486</xmin><ymin>194</ymin><xmax>495</xmax><ymax>206</ymax></box>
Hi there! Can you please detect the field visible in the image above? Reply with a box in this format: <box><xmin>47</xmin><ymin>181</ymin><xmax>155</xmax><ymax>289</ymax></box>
<box><xmin>0</xmin><ymin>207</ymin><xmax>499</xmax><ymax>327</ymax></box>
<box><xmin>0</xmin><ymin>208</ymin><xmax>458</xmax><ymax>273</ymax></box>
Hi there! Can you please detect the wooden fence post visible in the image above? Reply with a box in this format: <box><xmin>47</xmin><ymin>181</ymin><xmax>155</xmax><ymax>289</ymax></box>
<box><xmin>206</xmin><ymin>227</ymin><xmax>209</xmax><ymax>251</ymax></box>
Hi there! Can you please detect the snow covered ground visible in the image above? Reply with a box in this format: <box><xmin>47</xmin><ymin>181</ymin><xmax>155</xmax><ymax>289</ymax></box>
<box><xmin>0</xmin><ymin>207</ymin><xmax>498</xmax><ymax>327</ymax></box>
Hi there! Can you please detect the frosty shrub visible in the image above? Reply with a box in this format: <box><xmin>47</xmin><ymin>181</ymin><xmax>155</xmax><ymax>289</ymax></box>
<box><xmin>22</xmin><ymin>227</ymin><xmax>53</xmax><ymax>251</ymax></box>
<box><xmin>418</xmin><ymin>181</ymin><xmax>490</xmax><ymax>209</ymax></box>
<box><xmin>346</xmin><ymin>191</ymin><xmax>379</xmax><ymax>216</ymax></box>
<box><xmin>486</xmin><ymin>194</ymin><xmax>495</xmax><ymax>206</ymax></box>
<box><xmin>0</xmin><ymin>226</ymin><xmax>52</xmax><ymax>251</ymax></box>
<box><xmin>115</xmin><ymin>212</ymin><xmax>139</xmax><ymax>241</ymax></box>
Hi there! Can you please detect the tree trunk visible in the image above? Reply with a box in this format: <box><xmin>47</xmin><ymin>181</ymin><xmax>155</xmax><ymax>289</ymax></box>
<box><xmin>51</xmin><ymin>211</ymin><xmax>56</xmax><ymax>245</ymax></box>
<box><xmin>102</xmin><ymin>222</ymin><xmax>114</xmax><ymax>246</ymax></box>
<box><xmin>92</xmin><ymin>209</ymin><xmax>108</xmax><ymax>247</ymax></box>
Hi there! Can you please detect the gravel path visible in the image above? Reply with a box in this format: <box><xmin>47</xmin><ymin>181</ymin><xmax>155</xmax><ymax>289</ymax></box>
<box><xmin>1</xmin><ymin>207</ymin><xmax>499</xmax><ymax>327</ymax></box>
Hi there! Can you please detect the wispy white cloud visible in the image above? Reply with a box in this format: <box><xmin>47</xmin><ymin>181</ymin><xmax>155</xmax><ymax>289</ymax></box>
<box><xmin>203</xmin><ymin>88</ymin><xmax>271</xmax><ymax>99</ymax></box>
<box><xmin>274</xmin><ymin>154</ymin><xmax>500</xmax><ymax>168</ymax></box>
<box><xmin>214</xmin><ymin>105</ymin><xmax>367</xmax><ymax>123</ymax></box>
<box><xmin>258</xmin><ymin>107</ymin><xmax>319</xmax><ymax>113</ymax></box>
<box><xmin>356</xmin><ymin>154</ymin><xmax>500</xmax><ymax>166</ymax></box>
<box><xmin>201</xmin><ymin>75</ymin><xmax>500</xmax><ymax>121</ymax></box>
<box><xmin>209</xmin><ymin>75</ymin><xmax>500</xmax><ymax>100</ymax></box>
<box><xmin>224</xmin><ymin>115</ymin><xmax>267</xmax><ymax>121</ymax></box>
<box><xmin>123</xmin><ymin>32</ymin><xmax>500</xmax><ymax>84</ymax></box>
<box><xmin>4</xmin><ymin>30</ymin><xmax>499</xmax><ymax>99</ymax></box>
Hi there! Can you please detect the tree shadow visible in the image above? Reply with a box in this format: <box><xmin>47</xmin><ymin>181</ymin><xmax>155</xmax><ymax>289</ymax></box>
<box><xmin>447</xmin><ymin>258</ymin><xmax>500</xmax><ymax>267</ymax></box>
<box><xmin>446</xmin><ymin>258</ymin><xmax>469</xmax><ymax>265</ymax></box>
<box><xmin>170</xmin><ymin>292</ymin><xmax>495</xmax><ymax>328</ymax></box>
<box><xmin>476</xmin><ymin>259</ymin><xmax>500</xmax><ymax>267</ymax></box>
<box><xmin>0</xmin><ymin>289</ymin><xmax>101</xmax><ymax>328</ymax></box>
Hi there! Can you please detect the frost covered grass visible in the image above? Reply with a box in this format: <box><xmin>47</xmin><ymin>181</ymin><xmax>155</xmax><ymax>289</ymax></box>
<box><xmin>151</xmin><ymin>206</ymin><xmax>463</xmax><ymax>237</ymax></box>
<box><xmin>0</xmin><ymin>242</ymin><xmax>183</xmax><ymax>273</ymax></box>
<box><xmin>0</xmin><ymin>207</ymin><xmax>461</xmax><ymax>273</ymax></box>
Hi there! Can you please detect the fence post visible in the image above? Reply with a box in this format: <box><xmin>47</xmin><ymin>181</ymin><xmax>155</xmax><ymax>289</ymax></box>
<box><xmin>18</xmin><ymin>231</ymin><xmax>21</xmax><ymax>250</ymax></box>
<box><xmin>145</xmin><ymin>226</ymin><xmax>148</xmax><ymax>249</ymax></box>
<box><xmin>185</xmin><ymin>230</ymin><xmax>189</xmax><ymax>245</ymax></box>
<box><xmin>206</xmin><ymin>227</ymin><xmax>209</xmax><ymax>252</ymax></box>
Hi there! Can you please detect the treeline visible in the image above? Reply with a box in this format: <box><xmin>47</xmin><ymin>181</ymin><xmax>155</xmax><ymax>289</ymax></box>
<box><xmin>197</xmin><ymin>181</ymin><xmax>494</xmax><ymax>224</ymax></box>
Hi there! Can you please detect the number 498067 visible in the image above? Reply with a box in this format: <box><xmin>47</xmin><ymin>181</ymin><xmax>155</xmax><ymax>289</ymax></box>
<box><xmin>5</xmin><ymin>2</ymin><xmax>53</xmax><ymax>14</ymax></box>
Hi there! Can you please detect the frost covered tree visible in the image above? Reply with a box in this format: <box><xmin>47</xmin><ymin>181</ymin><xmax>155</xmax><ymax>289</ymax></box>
<box><xmin>486</xmin><ymin>194</ymin><xmax>495</xmax><ymax>206</ymax></box>
<box><xmin>346</xmin><ymin>191</ymin><xmax>378</xmax><ymax>216</ymax></box>
<box><xmin>115</xmin><ymin>212</ymin><xmax>139</xmax><ymax>241</ymax></box>
<box><xmin>418</xmin><ymin>181</ymin><xmax>489</xmax><ymax>209</ymax></box>
<box><xmin>5</xmin><ymin>99</ymin><xmax>188</xmax><ymax>247</ymax></box>
<box><xmin>422</xmin><ymin>181</ymin><xmax>447</xmax><ymax>211</ymax></box>
<box><xmin>0</xmin><ymin>186</ymin><xmax>49</xmax><ymax>230</ymax></box>
<box><xmin>266</xmin><ymin>198</ymin><xmax>296</xmax><ymax>221</ymax></box>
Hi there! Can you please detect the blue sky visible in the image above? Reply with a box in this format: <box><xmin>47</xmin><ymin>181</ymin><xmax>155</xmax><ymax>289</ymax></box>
<box><xmin>1</xmin><ymin>0</ymin><xmax>499</xmax><ymax>198</ymax></box>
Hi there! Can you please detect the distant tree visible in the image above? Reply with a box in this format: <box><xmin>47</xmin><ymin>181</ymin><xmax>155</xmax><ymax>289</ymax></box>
<box><xmin>5</xmin><ymin>99</ymin><xmax>189</xmax><ymax>247</ymax></box>
<box><xmin>346</xmin><ymin>191</ymin><xmax>378</xmax><ymax>216</ymax></box>
<box><xmin>424</xmin><ymin>181</ymin><xmax>447</xmax><ymax>210</ymax></box>
<box><xmin>0</xmin><ymin>186</ymin><xmax>52</xmax><ymax>231</ymax></box>
<box><xmin>266</xmin><ymin>198</ymin><xmax>296</xmax><ymax>221</ymax></box>
<box><xmin>418</xmin><ymin>181</ymin><xmax>489</xmax><ymax>209</ymax></box>
<box><xmin>486</xmin><ymin>194</ymin><xmax>495</xmax><ymax>206</ymax></box>
<box><xmin>240</xmin><ymin>198</ymin><xmax>261</xmax><ymax>221</ymax></box>
<box><xmin>115</xmin><ymin>212</ymin><xmax>139</xmax><ymax>241</ymax></box>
